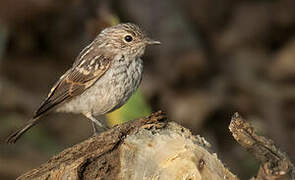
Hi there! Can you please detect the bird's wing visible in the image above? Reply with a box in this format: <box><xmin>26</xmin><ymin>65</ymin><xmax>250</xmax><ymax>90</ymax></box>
<box><xmin>33</xmin><ymin>50</ymin><xmax>112</xmax><ymax>118</ymax></box>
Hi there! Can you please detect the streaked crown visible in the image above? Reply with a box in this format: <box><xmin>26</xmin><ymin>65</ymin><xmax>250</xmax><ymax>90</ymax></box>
<box><xmin>95</xmin><ymin>23</ymin><xmax>160</xmax><ymax>56</ymax></box>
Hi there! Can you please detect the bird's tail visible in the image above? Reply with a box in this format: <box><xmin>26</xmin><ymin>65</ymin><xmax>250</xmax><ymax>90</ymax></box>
<box><xmin>5</xmin><ymin>116</ymin><xmax>41</xmax><ymax>144</ymax></box>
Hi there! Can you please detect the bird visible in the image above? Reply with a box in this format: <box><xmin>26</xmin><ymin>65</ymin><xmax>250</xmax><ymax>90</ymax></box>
<box><xmin>6</xmin><ymin>23</ymin><xmax>160</xmax><ymax>144</ymax></box>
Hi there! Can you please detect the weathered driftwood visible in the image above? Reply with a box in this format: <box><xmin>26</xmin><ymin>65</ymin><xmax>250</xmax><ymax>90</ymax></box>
<box><xmin>17</xmin><ymin>111</ymin><xmax>294</xmax><ymax>180</ymax></box>
<box><xmin>229</xmin><ymin>113</ymin><xmax>294</xmax><ymax>180</ymax></box>
<box><xmin>17</xmin><ymin>111</ymin><xmax>236</xmax><ymax>180</ymax></box>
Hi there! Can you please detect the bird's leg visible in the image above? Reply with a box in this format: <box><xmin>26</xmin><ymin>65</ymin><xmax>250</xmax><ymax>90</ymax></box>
<box><xmin>91</xmin><ymin>121</ymin><xmax>99</xmax><ymax>135</ymax></box>
<box><xmin>83</xmin><ymin>112</ymin><xmax>107</xmax><ymax>135</ymax></box>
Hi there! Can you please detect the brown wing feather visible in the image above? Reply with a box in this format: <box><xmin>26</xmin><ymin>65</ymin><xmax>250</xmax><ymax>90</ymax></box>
<box><xmin>34</xmin><ymin>52</ymin><xmax>112</xmax><ymax>118</ymax></box>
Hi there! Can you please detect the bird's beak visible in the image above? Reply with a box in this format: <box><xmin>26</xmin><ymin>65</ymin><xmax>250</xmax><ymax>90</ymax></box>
<box><xmin>145</xmin><ymin>38</ymin><xmax>161</xmax><ymax>45</ymax></box>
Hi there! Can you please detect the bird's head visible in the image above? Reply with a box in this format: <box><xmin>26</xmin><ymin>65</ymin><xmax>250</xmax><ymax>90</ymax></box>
<box><xmin>96</xmin><ymin>23</ymin><xmax>160</xmax><ymax>58</ymax></box>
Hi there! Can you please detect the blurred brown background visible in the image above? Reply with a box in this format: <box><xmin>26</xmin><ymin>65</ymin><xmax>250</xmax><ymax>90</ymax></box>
<box><xmin>0</xmin><ymin>0</ymin><xmax>295</xmax><ymax>179</ymax></box>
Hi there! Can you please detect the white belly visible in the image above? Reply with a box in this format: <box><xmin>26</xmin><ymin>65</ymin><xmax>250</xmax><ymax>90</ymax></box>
<box><xmin>56</xmin><ymin>58</ymin><xmax>143</xmax><ymax>115</ymax></box>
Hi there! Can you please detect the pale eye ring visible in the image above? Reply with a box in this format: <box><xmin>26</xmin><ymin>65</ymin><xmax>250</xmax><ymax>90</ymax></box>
<box><xmin>124</xmin><ymin>35</ymin><xmax>133</xmax><ymax>42</ymax></box>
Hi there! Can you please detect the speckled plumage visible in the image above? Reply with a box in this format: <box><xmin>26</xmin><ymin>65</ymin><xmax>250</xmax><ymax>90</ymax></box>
<box><xmin>56</xmin><ymin>55</ymin><xmax>143</xmax><ymax>115</ymax></box>
<box><xmin>6</xmin><ymin>23</ymin><xmax>160</xmax><ymax>143</ymax></box>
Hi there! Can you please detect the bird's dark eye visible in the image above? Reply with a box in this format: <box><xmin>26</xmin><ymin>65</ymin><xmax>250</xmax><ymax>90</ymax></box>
<box><xmin>124</xmin><ymin>35</ymin><xmax>133</xmax><ymax>42</ymax></box>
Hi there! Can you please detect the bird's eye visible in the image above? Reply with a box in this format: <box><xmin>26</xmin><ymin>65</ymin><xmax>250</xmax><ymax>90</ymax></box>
<box><xmin>124</xmin><ymin>35</ymin><xmax>133</xmax><ymax>42</ymax></box>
